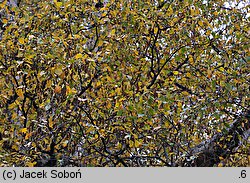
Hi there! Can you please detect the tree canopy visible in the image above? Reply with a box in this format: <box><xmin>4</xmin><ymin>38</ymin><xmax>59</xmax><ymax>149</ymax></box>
<box><xmin>0</xmin><ymin>0</ymin><xmax>249</xmax><ymax>167</ymax></box>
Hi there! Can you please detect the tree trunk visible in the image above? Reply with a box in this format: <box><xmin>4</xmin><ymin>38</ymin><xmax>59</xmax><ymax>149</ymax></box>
<box><xmin>187</xmin><ymin>111</ymin><xmax>249</xmax><ymax>166</ymax></box>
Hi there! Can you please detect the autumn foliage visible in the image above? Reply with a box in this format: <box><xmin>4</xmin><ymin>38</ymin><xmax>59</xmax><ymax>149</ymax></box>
<box><xmin>0</xmin><ymin>0</ymin><xmax>249</xmax><ymax>167</ymax></box>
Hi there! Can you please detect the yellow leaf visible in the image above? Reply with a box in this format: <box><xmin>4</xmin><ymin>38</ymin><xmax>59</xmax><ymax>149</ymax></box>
<box><xmin>214</xmin><ymin>11</ymin><xmax>219</xmax><ymax>16</ymax></box>
<box><xmin>31</xmin><ymin>142</ymin><xmax>36</xmax><ymax>148</ymax></box>
<box><xmin>154</xmin><ymin>27</ymin><xmax>158</xmax><ymax>34</ymax></box>
<box><xmin>134</xmin><ymin>140</ymin><xmax>141</xmax><ymax>148</ymax></box>
<box><xmin>117</xmin><ymin>142</ymin><xmax>122</xmax><ymax>149</ymax></box>
<box><xmin>62</xmin><ymin>140</ymin><xmax>68</xmax><ymax>147</ymax></box>
<box><xmin>198</xmin><ymin>20</ymin><xmax>203</xmax><ymax>26</ymax></box>
<box><xmin>66</xmin><ymin>85</ymin><xmax>72</xmax><ymax>95</ymax></box>
<box><xmin>101</xmin><ymin>12</ymin><xmax>107</xmax><ymax>17</ymax></box>
<box><xmin>26</xmin><ymin>162</ymin><xmax>37</xmax><ymax>167</ymax></box>
<box><xmin>2</xmin><ymin>18</ymin><xmax>8</xmax><ymax>24</ymax></box>
<box><xmin>182</xmin><ymin>91</ymin><xmax>189</xmax><ymax>96</ymax></box>
<box><xmin>173</xmin><ymin>71</ymin><xmax>179</xmax><ymax>75</ymax></box>
<box><xmin>16</xmin><ymin>89</ymin><xmax>24</xmax><ymax>100</ymax></box>
<box><xmin>218</xmin><ymin>67</ymin><xmax>224</xmax><ymax>72</ymax></box>
<box><xmin>75</xmin><ymin>53</ymin><xmax>83</xmax><ymax>59</ymax></box>
<box><xmin>189</xmin><ymin>56</ymin><xmax>194</xmax><ymax>65</ymax></box>
<box><xmin>207</xmin><ymin>69</ymin><xmax>212</xmax><ymax>78</ymax></box>
<box><xmin>219</xmin><ymin>156</ymin><xmax>224</xmax><ymax>160</ymax></box>
<box><xmin>195</xmin><ymin>8</ymin><xmax>200</xmax><ymax>15</ymax></box>
<box><xmin>206</xmin><ymin>30</ymin><xmax>211</xmax><ymax>36</ymax></box>
<box><xmin>164</xmin><ymin>103</ymin><xmax>170</xmax><ymax>111</ymax></box>
<box><xmin>66</xmin><ymin>85</ymin><xmax>77</xmax><ymax>95</ymax></box>
<box><xmin>45</xmin><ymin>146</ymin><xmax>51</xmax><ymax>152</ymax></box>
<box><xmin>20</xmin><ymin>128</ymin><xmax>28</xmax><ymax>134</ymax></box>
<box><xmin>86</xmin><ymin>126</ymin><xmax>95</xmax><ymax>134</ymax></box>
<box><xmin>106</xmin><ymin>76</ymin><xmax>113</xmax><ymax>82</ymax></box>
<box><xmin>205</xmin><ymin>20</ymin><xmax>212</xmax><ymax>29</ymax></box>
<box><xmin>46</xmin><ymin>80</ymin><xmax>52</xmax><ymax>88</ymax></box>
<box><xmin>54</xmin><ymin>85</ymin><xmax>62</xmax><ymax>94</ymax></box>
<box><xmin>173</xmin><ymin>17</ymin><xmax>178</xmax><ymax>23</ymax></box>
<box><xmin>218</xmin><ymin>163</ymin><xmax>223</xmax><ymax>167</ymax></box>
<box><xmin>164</xmin><ymin>121</ymin><xmax>170</xmax><ymax>128</ymax></box>
<box><xmin>110</xmin><ymin>29</ymin><xmax>116</xmax><ymax>36</ymax></box>
<box><xmin>97</xmin><ymin>40</ymin><xmax>103</xmax><ymax>47</ymax></box>
<box><xmin>0</xmin><ymin>0</ymin><xmax>7</xmax><ymax>9</ymax></box>
<box><xmin>59</xmin><ymin>71</ymin><xmax>65</xmax><ymax>79</ymax></box>
<box><xmin>25</xmin><ymin>132</ymin><xmax>32</xmax><ymax>140</ymax></box>
<box><xmin>48</xmin><ymin>116</ymin><xmax>54</xmax><ymax>128</ymax></box>
<box><xmin>115</xmin><ymin>87</ymin><xmax>121</xmax><ymax>95</ymax></box>
<box><xmin>18</xmin><ymin>38</ymin><xmax>25</xmax><ymax>44</ymax></box>
<box><xmin>129</xmin><ymin>141</ymin><xmax>134</xmax><ymax>147</ymax></box>
<box><xmin>12</xmin><ymin>144</ymin><xmax>19</xmax><ymax>151</ymax></box>
<box><xmin>169</xmin><ymin>19</ymin><xmax>175</xmax><ymax>26</ymax></box>
<box><xmin>100</xmin><ymin>7</ymin><xmax>108</xmax><ymax>11</ymax></box>
<box><xmin>54</xmin><ymin>0</ymin><xmax>62</xmax><ymax>8</ymax></box>
<box><xmin>54</xmin><ymin>68</ymin><xmax>63</xmax><ymax>75</ymax></box>
<box><xmin>107</xmin><ymin>101</ymin><xmax>112</xmax><ymax>109</ymax></box>
<box><xmin>190</xmin><ymin>7</ymin><xmax>195</xmax><ymax>16</ymax></box>
<box><xmin>177</xmin><ymin>101</ymin><xmax>182</xmax><ymax>108</ymax></box>
<box><xmin>8</xmin><ymin>102</ymin><xmax>17</xmax><ymax>109</ymax></box>
<box><xmin>27</xmin><ymin>54</ymin><xmax>36</xmax><ymax>59</ymax></box>
<box><xmin>168</xmin><ymin>6</ymin><xmax>173</xmax><ymax>15</ymax></box>
<box><xmin>37</xmin><ymin>14</ymin><xmax>42</xmax><ymax>18</ymax></box>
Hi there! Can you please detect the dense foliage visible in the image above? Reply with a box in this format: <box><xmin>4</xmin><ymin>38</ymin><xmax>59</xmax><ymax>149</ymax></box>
<box><xmin>0</xmin><ymin>0</ymin><xmax>249</xmax><ymax>167</ymax></box>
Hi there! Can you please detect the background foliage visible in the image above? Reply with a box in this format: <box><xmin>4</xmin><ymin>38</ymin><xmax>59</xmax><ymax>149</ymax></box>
<box><xmin>0</xmin><ymin>0</ymin><xmax>249</xmax><ymax>167</ymax></box>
